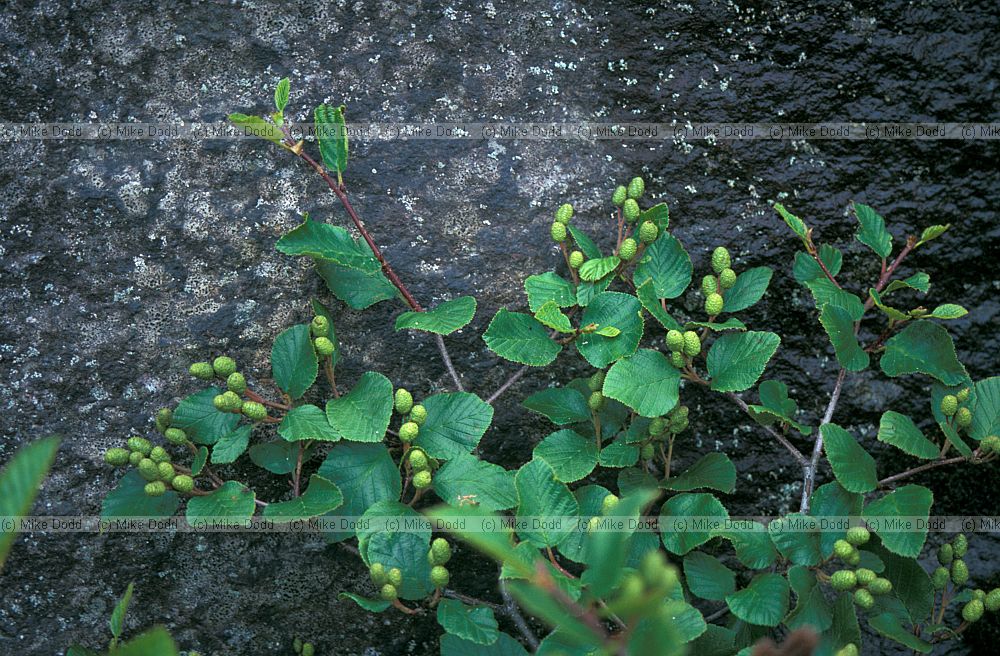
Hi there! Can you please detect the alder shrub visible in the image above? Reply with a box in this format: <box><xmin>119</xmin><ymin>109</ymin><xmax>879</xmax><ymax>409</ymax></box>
<box><xmin>90</xmin><ymin>79</ymin><xmax>1000</xmax><ymax>655</ymax></box>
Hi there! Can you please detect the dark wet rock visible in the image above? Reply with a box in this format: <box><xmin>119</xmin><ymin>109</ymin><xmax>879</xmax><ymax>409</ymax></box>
<box><xmin>0</xmin><ymin>1</ymin><xmax>997</xmax><ymax>654</ymax></box>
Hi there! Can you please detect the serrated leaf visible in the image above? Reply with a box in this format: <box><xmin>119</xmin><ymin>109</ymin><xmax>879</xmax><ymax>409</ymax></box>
<box><xmin>636</xmin><ymin>279</ymin><xmax>682</xmax><ymax>331</ymax></box>
<box><xmin>819</xmin><ymin>303</ymin><xmax>870</xmax><ymax>372</ymax></box>
<box><xmin>639</xmin><ymin>202</ymin><xmax>669</xmax><ymax>231</ymax></box>
<box><xmin>579</xmin><ymin>256</ymin><xmax>621</xmax><ymax>282</ymax></box>
<box><xmin>172</xmin><ymin>387</ymin><xmax>240</xmax><ymax>446</ymax></box>
<box><xmin>873</xmin><ymin>542</ymin><xmax>934</xmax><ymax>623</ymax></box>
<box><xmin>880</xmin><ymin>321</ymin><xmax>968</xmax><ymax>386</ymax></box>
<box><xmin>441</xmin><ymin>632</ymin><xmax>529</xmax><ymax>656</ymax></box>
<box><xmin>524</xmin><ymin>271</ymin><xmax>576</xmax><ymax>313</ymax></box>
<box><xmin>338</xmin><ymin>592</ymin><xmax>391</xmax><ymax>613</ymax></box>
<box><xmin>768</xmin><ymin>514</ymin><xmax>822</xmax><ymax>566</ymax></box>
<box><xmin>868</xmin><ymin>613</ymin><xmax>932</xmax><ymax>653</ymax></box>
<box><xmin>853</xmin><ymin>202</ymin><xmax>893</xmax><ymax>259</ymax></box>
<box><xmin>483</xmin><ymin>309</ymin><xmax>561</xmax><ymax>366</ymax></box>
<box><xmin>683</xmin><ymin>552</ymin><xmax>736</xmax><ymax>601</ymax></box>
<box><xmin>191</xmin><ymin>447</ymin><xmax>208</xmax><ymax>476</ymax></box>
<box><xmin>228</xmin><ymin>113</ymin><xmax>283</xmax><ymax>144</ymax></box>
<box><xmin>807</xmin><ymin>280</ymin><xmax>865</xmax><ymax>320</ymax></box>
<box><xmin>718</xmin><ymin>521</ymin><xmax>776</xmax><ymax>569</ymax></box>
<box><xmin>707</xmin><ymin>331</ymin><xmax>781</xmax><ymax>392</ymax></box>
<box><xmin>248</xmin><ymin>439</ymin><xmax>300</xmax><ymax>474</ymax></box>
<box><xmin>514</xmin><ymin>459</ymin><xmax>578</xmax><ymax>548</ymax></box>
<box><xmin>598</xmin><ymin>437</ymin><xmax>639</xmax><ymax>468</ymax></box>
<box><xmin>774</xmin><ymin>203</ymin><xmax>809</xmax><ymax>243</ymax></box>
<box><xmin>926</xmin><ymin>303</ymin><xmax>967</xmax><ymax>320</ymax></box>
<box><xmin>533</xmin><ymin>301</ymin><xmax>574</xmax><ymax>333</ymax></box>
<box><xmin>575</xmin><ymin>275</ymin><xmax>613</xmax><ymax>308</ymax></box>
<box><xmin>522</xmin><ymin>387</ymin><xmax>591</xmax><ymax>425</ymax></box>
<box><xmin>274</xmin><ymin>77</ymin><xmax>290</xmax><ymax>112</ymax></box>
<box><xmin>433</xmin><ymin>452</ymin><xmax>517</xmax><ymax>512</ymax></box>
<box><xmin>877</xmin><ymin>412</ymin><xmax>939</xmax><ymax>459</ymax></box>
<box><xmin>100</xmin><ymin>470</ymin><xmax>180</xmax><ymax>520</ymax></box>
<box><xmin>185</xmin><ymin>481</ymin><xmax>255</xmax><ymax>523</ymax></box>
<box><xmin>414</xmin><ymin>392</ymin><xmax>493</xmax><ymax>459</ymax></box>
<box><xmin>317</xmin><ymin>443</ymin><xmax>400</xmax><ymax>542</ymax></box>
<box><xmin>684</xmin><ymin>318</ymin><xmax>747</xmax><ymax>332</ymax></box>
<box><xmin>660</xmin><ymin>492</ymin><xmax>729</xmax><ymax>555</ymax></box>
<box><xmin>822</xmin><ymin>423</ymin><xmax>877</xmax><ymax>493</ymax></box>
<box><xmin>278</xmin><ymin>404</ymin><xmax>341</xmax><ymax>443</ymax></box>
<box><xmin>0</xmin><ymin>436</ymin><xmax>59</xmax><ymax>569</ymax></box>
<box><xmin>632</xmin><ymin>232</ymin><xmax>692</xmax><ymax>299</ymax></box>
<box><xmin>360</xmin><ymin>502</ymin><xmax>433</xmax><ymax>600</ymax></box>
<box><xmin>746</xmin><ymin>380</ymin><xmax>812</xmax><ymax>435</ymax></box>
<box><xmin>576</xmin><ymin>292</ymin><xmax>643</xmax><ymax>368</ymax></box>
<box><xmin>884</xmin><ymin>272</ymin><xmax>930</xmax><ymax>294</ymax></box>
<box><xmin>726</xmin><ymin>573</ymin><xmax>789</xmax><ymax>627</ymax></box>
<box><xmin>109</xmin><ymin>582</ymin><xmax>133</xmax><ymax>640</ymax></box>
<box><xmin>437</xmin><ymin>599</ymin><xmax>499</xmax><ymax>645</ymax></box>
<box><xmin>533</xmin><ymin>429</ymin><xmax>598</xmax><ymax>483</ymax></box>
<box><xmin>723</xmin><ymin>267</ymin><xmax>772</xmax><ymax>312</ymax></box>
<box><xmin>315</xmin><ymin>103</ymin><xmax>348</xmax><ymax>178</ymax></box>
<box><xmin>809</xmin><ymin>482</ymin><xmax>863</xmax><ymax>558</ymax></box>
<box><xmin>603</xmin><ymin>349</ymin><xmax>679</xmax><ymax>418</ymax></box>
<box><xmin>917</xmin><ymin>224</ymin><xmax>949</xmax><ymax>247</ymax></box>
<box><xmin>661</xmin><ymin>453</ymin><xmax>736</xmax><ymax>493</ymax></box>
<box><xmin>211</xmin><ymin>424</ymin><xmax>251</xmax><ymax>464</ymax></box>
<box><xmin>271</xmin><ymin>323</ymin><xmax>319</xmax><ymax>399</ymax></box>
<box><xmin>557</xmin><ymin>485</ymin><xmax>611</xmax><ymax>563</ymax></box>
<box><xmin>593</xmin><ymin>325</ymin><xmax>620</xmax><ymax>337</ymax></box>
<box><xmin>793</xmin><ymin>244</ymin><xmax>842</xmax><ymax>285</ymax></box>
<box><xmin>315</xmin><ymin>257</ymin><xmax>398</xmax><ymax>309</ymax></box>
<box><xmin>868</xmin><ymin>287</ymin><xmax>908</xmax><ymax>322</ymax></box>
<box><xmin>395</xmin><ymin>296</ymin><xmax>476</xmax><ymax>334</ymax></box>
<box><xmin>863</xmin><ymin>485</ymin><xmax>933</xmax><ymax>557</ymax></box>
<box><xmin>784</xmin><ymin>566</ymin><xmax>833</xmax><ymax>632</ymax></box>
<box><xmin>325</xmin><ymin>372</ymin><xmax>393</xmax><ymax>443</ymax></box>
<box><xmin>277</xmin><ymin>217</ymin><xmax>379</xmax><ymax>272</ymax></box>
<box><xmin>262</xmin><ymin>475</ymin><xmax>343</xmax><ymax>521</ymax></box>
<box><xmin>971</xmin><ymin>376</ymin><xmax>1000</xmax><ymax>441</ymax></box>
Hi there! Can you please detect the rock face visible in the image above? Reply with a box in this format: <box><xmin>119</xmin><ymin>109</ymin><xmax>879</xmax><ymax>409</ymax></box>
<box><xmin>0</xmin><ymin>1</ymin><xmax>997</xmax><ymax>654</ymax></box>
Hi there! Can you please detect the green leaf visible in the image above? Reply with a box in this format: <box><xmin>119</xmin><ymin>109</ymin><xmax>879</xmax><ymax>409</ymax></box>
<box><xmin>414</xmin><ymin>392</ymin><xmax>494</xmax><ymax>459</ymax></box>
<box><xmin>868</xmin><ymin>613</ymin><xmax>932</xmax><ymax>653</ymax></box>
<box><xmin>639</xmin><ymin>202</ymin><xmax>670</xmax><ymax>231</ymax></box>
<box><xmin>579</xmin><ymin>256</ymin><xmax>621</xmax><ymax>282</ymax></box>
<box><xmin>325</xmin><ymin>372</ymin><xmax>393</xmax><ymax>443</ymax></box>
<box><xmin>310</xmin><ymin>298</ymin><xmax>340</xmax><ymax>367</ymax></box>
<box><xmin>395</xmin><ymin>296</ymin><xmax>476</xmax><ymax>335</ymax></box>
<box><xmin>114</xmin><ymin>627</ymin><xmax>179</xmax><ymax>656</ymax></box>
<box><xmin>360</xmin><ymin>502</ymin><xmax>433</xmax><ymax>600</ymax></box>
<box><xmin>524</xmin><ymin>271</ymin><xmax>577</xmax><ymax>313</ymax></box>
<box><xmin>706</xmin><ymin>331</ymin><xmax>781</xmax><ymax>392</ymax></box>
<box><xmin>0</xmin><ymin>436</ymin><xmax>59</xmax><ymax>569</ymax></box>
<box><xmin>575</xmin><ymin>275</ymin><xmax>613</xmax><ymax>308</ymax></box>
<box><xmin>684</xmin><ymin>318</ymin><xmax>747</xmax><ymax>332</ymax></box>
<box><xmin>270</xmin><ymin>324</ymin><xmax>318</xmax><ymax>399</ymax></box>
<box><xmin>808</xmin><ymin>281</ymin><xmax>865</xmax><ymax>320</ymax></box>
<box><xmin>533</xmin><ymin>430</ymin><xmax>599</xmax><ymax>483</ymax></box>
<box><xmin>635</xmin><ymin>279</ymin><xmax>682</xmax><ymax>331</ymax></box>
<box><xmin>274</xmin><ymin>77</ymin><xmax>290</xmax><ymax>112</ymax></box>
<box><xmin>185</xmin><ymin>481</ymin><xmax>255</xmax><ymax>523</ymax></box>
<box><xmin>248</xmin><ymin>440</ymin><xmax>300</xmax><ymax>474</ymax></box>
<box><xmin>874</xmin><ymin>543</ymin><xmax>934</xmax><ymax>623</ymax></box>
<box><xmin>523</xmin><ymin>387</ymin><xmax>591</xmax><ymax>425</ymax></box>
<box><xmin>581</xmin><ymin>490</ymin><xmax>658</xmax><ymax>598</ymax></box>
<box><xmin>880</xmin><ymin>320</ymin><xmax>968</xmax><ymax>385</ymax></box>
<box><xmin>338</xmin><ymin>592</ymin><xmax>391</xmax><ymax>613</ymax></box>
<box><xmin>603</xmin><ymin>349</ymin><xmax>679</xmax><ymax>418</ymax></box>
<box><xmin>819</xmin><ymin>304</ymin><xmax>870</xmax><ymax>372</ymax></box>
<box><xmin>683</xmin><ymin>552</ymin><xmax>736</xmax><ymax>601</ymax></box>
<box><xmin>632</xmin><ymin>232</ymin><xmax>692</xmax><ymax>299</ymax></box>
<box><xmin>567</xmin><ymin>224</ymin><xmax>602</xmax><ymax>260</ymax></box>
<box><xmin>191</xmin><ymin>447</ymin><xmax>208</xmax><ymax>476</ymax></box>
<box><xmin>793</xmin><ymin>244</ymin><xmax>842</xmax><ymax>284</ymax></box>
<box><xmin>784</xmin><ymin>567</ymin><xmax>833</xmax><ymax>633</ymax></box>
<box><xmin>262</xmin><ymin>475</ymin><xmax>343</xmax><ymax>522</ymax></box>
<box><xmin>853</xmin><ymin>202</ymin><xmax>893</xmax><ymax>259</ymax></box>
<box><xmin>723</xmin><ymin>267</ymin><xmax>772</xmax><ymax>312</ymax></box>
<box><xmin>884</xmin><ymin>272</ymin><xmax>930</xmax><ymax>294</ymax></box>
<box><xmin>211</xmin><ymin>424</ymin><xmax>251</xmax><ymax>464</ymax></box>
<box><xmin>315</xmin><ymin>103</ymin><xmax>348</xmax><ymax>179</ymax></box>
<box><xmin>768</xmin><ymin>514</ymin><xmax>822</xmax><ymax>566</ymax></box>
<box><xmin>433</xmin><ymin>452</ymin><xmax>517</xmax><ymax>512</ymax></box>
<box><xmin>101</xmin><ymin>470</ymin><xmax>179</xmax><ymax>520</ymax></box>
<box><xmin>927</xmin><ymin>303</ymin><xmax>968</xmax><ymax>320</ymax></box>
<box><xmin>277</xmin><ymin>217</ymin><xmax>379</xmax><ymax>272</ymax></box>
<box><xmin>557</xmin><ymin>485</ymin><xmax>611</xmax><ymax>563</ymax></box>
<box><xmin>868</xmin><ymin>287</ymin><xmax>909</xmax><ymax>322</ymax></box>
<box><xmin>863</xmin><ymin>485</ymin><xmax>933</xmax><ymax>557</ymax></box>
<box><xmin>576</xmin><ymin>292</ymin><xmax>643</xmax><ymax>368</ymax></box>
<box><xmin>442</xmin><ymin>632</ymin><xmax>529</xmax><ymax>656</ymax></box>
<box><xmin>172</xmin><ymin>387</ymin><xmax>240</xmax><ymax>446</ymax></box>
<box><xmin>774</xmin><ymin>203</ymin><xmax>809</xmax><ymax>244</ymax></box>
<box><xmin>316</xmin><ymin>257</ymin><xmax>398</xmax><ymax>309</ymax></box>
<box><xmin>533</xmin><ymin>301</ymin><xmax>574</xmax><ymax>333</ymax></box>
<box><xmin>726</xmin><ymin>573</ymin><xmax>789</xmax><ymax>627</ymax></box>
<box><xmin>483</xmin><ymin>309</ymin><xmax>561</xmax><ymax>366</ymax></box>
<box><xmin>718</xmin><ymin>521</ymin><xmax>776</xmax><ymax>569</ymax></box>
<box><xmin>278</xmin><ymin>404</ymin><xmax>341</xmax><ymax>443</ymax></box>
<box><xmin>940</xmin><ymin>420</ymin><xmax>973</xmax><ymax>458</ymax></box>
<box><xmin>437</xmin><ymin>599</ymin><xmax>499</xmax><ymax>645</ymax></box>
<box><xmin>916</xmin><ymin>224</ymin><xmax>949</xmax><ymax>247</ymax></box>
<box><xmin>514</xmin><ymin>459</ymin><xmax>578</xmax><ymax>548</ymax></box>
<box><xmin>317</xmin><ymin>443</ymin><xmax>401</xmax><ymax>542</ymax></box>
<box><xmin>809</xmin><ymin>482</ymin><xmax>863</xmax><ymax>557</ymax></box>
<box><xmin>659</xmin><ymin>492</ymin><xmax>729</xmax><ymax>555</ymax></box>
<box><xmin>746</xmin><ymin>380</ymin><xmax>812</xmax><ymax>435</ymax></box>
<box><xmin>660</xmin><ymin>453</ymin><xmax>736</xmax><ymax>493</ymax></box>
<box><xmin>227</xmin><ymin>113</ymin><xmax>283</xmax><ymax>144</ymax></box>
<box><xmin>821</xmin><ymin>423</ymin><xmax>877</xmax><ymax>493</ymax></box>
<box><xmin>971</xmin><ymin>376</ymin><xmax>1000</xmax><ymax>441</ymax></box>
<box><xmin>594</xmin><ymin>325</ymin><xmax>621</xmax><ymax>337</ymax></box>
<box><xmin>877</xmin><ymin>411</ymin><xmax>939</xmax><ymax>459</ymax></box>
<box><xmin>109</xmin><ymin>582</ymin><xmax>134</xmax><ymax>640</ymax></box>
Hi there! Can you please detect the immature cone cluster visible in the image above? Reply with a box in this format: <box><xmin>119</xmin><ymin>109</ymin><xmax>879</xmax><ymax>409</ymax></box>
<box><xmin>427</xmin><ymin>538</ymin><xmax>452</xmax><ymax>588</ymax></box>
<box><xmin>700</xmin><ymin>246</ymin><xmax>737</xmax><ymax>316</ymax></box>
<box><xmin>550</xmin><ymin>203</ymin><xmax>573</xmax><ymax>243</ymax></box>
<box><xmin>106</xmin><ymin>428</ymin><xmax>195</xmax><ymax>497</ymax></box>
<box><xmin>395</xmin><ymin>387</ymin><xmax>426</xmax><ymax>446</ymax></box>
<box><xmin>828</xmin><ymin>526</ymin><xmax>892</xmax><ymax>608</ymax></box>
<box><xmin>370</xmin><ymin>563</ymin><xmax>404</xmax><ymax>601</ymax></box>
<box><xmin>664</xmin><ymin>329</ymin><xmax>701</xmax><ymax>367</ymax></box>
<box><xmin>198</xmin><ymin>355</ymin><xmax>273</xmax><ymax>423</ymax></box>
<box><xmin>292</xmin><ymin>639</ymin><xmax>315</xmax><ymax>656</ymax></box>
<box><xmin>940</xmin><ymin>387</ymin><xmax>975</xmax><ymax>432</ymax></box>
<box><xmin>311</xmin><ymin>314</ymin><xmax>335</xmax><ymax>357</ymax></box>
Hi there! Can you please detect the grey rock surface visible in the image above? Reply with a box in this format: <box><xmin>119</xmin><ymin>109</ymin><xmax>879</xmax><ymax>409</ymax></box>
<box><xmin>0</xmin><ymin>1</ymin><xmax>997</xmax><ymax>654</ymax></box>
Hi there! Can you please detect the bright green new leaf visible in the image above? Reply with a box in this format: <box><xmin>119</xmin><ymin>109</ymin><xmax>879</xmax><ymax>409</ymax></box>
<box><xmin>433</xmin><ymin>452</ymin><xmax>517</xmax><ymax>512</ymax></box>
<box><xmin>228</xmin><ymin>113</ymin><xmax>283</xmax><ymax>144</ymax></box>
<box><xmin>660</xmin><ymin>493</ymin><xmax>729</xmax><ymax>555</ymax></box>
<box><xmin>683</xmin><ymin>552</ymin><xmax>736</xmax><ymax>601</ymax></box>
<box><xmin>819</xmin><ymin>303</ymin><xmax>870</xmax><ymax>372</ymax></box>
<box><xmin>191</xmin><ymin>447</ymin><xmax>208</xmax><ymax>476</ymax></box>
<box><xmin>884</xmin><ymin>272</ymin><xmax>930</xmax><ymax>294</ymax></box>
<box><xmin>414</xmin><ymin>392</ymin><xmax>493</xmax><ymax>459</ymax></box>
<box><xmin>109</xmin><ymin>582</ymin><xmax>133</xmax><ymax>641</ymax></box>
<box><xmin>706</xmin><ymin>331</ymin><xmax>781</xmax><ymax>392</ymax></box>
<box><xmin>578</xmin><ymin>256</ymin><xmax>621</xmax><ymax>282</ymax></box>
<box><xmin>172</xmin><ymin>387</ymin><xmax>240</xmax><ymax>446</ymax></box>
<box><xmin>276</xmin><ymin>217</ymin><xmax>380</xmax><ymax>273</ymax></box>
<box><xmin>274</xmin><ymin>77</ymin><xmax>290</xmax><ymax>112</ymax></box>
<box><xmin>926</xmin><ymin>303</ymin><xmax>968</xmax><ymax>320</ymax></box>
<box><xmin>437</xmin><ymin>599</ymin><xmax>499</xmax><ymax>645</ymax></box>
<box><xmin>533</xmin><ymin>429</ymin><xmax>598</xmax><ymax>483</ymax></box>
<box><xmin>877</xmin><ymin>411</ymin><xmax>939</xmax><ymax>459</ymax></box>
<box><xmin>725</xmin><ymin>573</ymin><xmax>789</xmax><ymax>627</ymax></box>
<box><xmin>880</xmin><ymin>320</ymin><xmax>968</xmax><ymax>386</ymax></box>
<box><xmin>325</xmin><ymin>372</ymin><xmax>393</xmax><ymax>442</ymax></box>
<box><xmin>807</xmin><ymin>280</ymin><xmax>865</xmax><ymax>320</ymax></box>
<box><xmin>917</xmin><ymin>224</ymin><xmax>949</xmax><ymax>247</ymax></box>
<box><xmin>575</xmin><ymin>275</ymin><xmax>613</xmax><ymax>308</ymax></box>
<box><xmin>524</xmin><ymin>271</ymin><xmax>577</xmax><ymax>312</ymax></box>
<box><xmin>0</xmin><ymin>436</ymin><xmax>59</xmax><ymax>570</ymax></box>
<box><xmin>774</xmin><ymin>203</ymin><xmax>809</xmax><ymax>244</ymax></box>
<box><xmin>853</xmin><ymin>202</ymin><xmax>893</xmax><ymax>259</ymax></box>
<box><xmin>483</xmin><ymin>309</ymin><xmax>561</xmax><ymax>366</ymax></box>
<box><xmin>522</xmin><ymin>387</ymin><xmax>591</xmax><ymax>425</ymax></box>
<box><xmin>533</xmin><ymin>301</ymin><xmax>574</xmax><ymax>333</ymax></box>
<box><xmin>603</xmin><ymin>349</ymin><xmax>680</xmax><ymax>418</ymax></box>
<box><xmin>395</xmin><ymin>296</ymin><xmax>476</xmax><ymax>334</ymax></box>
<box><xmin>632</xmin><ymin>232</ymin><xmax>692</xmax><ymax>299</ymax></box>
<box><xmin>660</xmin><ymin>453</ymin><xmax>736</xmax><ymax>494</ymax></box>
<box><xmin>722</xmin><ymin>267</ymin><xmax>772</xmax><ymax>312</ymax></box>
<box><xmin>262</xmin><ymin>475</ymin><xmax>343</xmax><ymax>522</ymax></box>
<box><xmin>278</xmin><ymin>404</ymin><xmax>341</xmax><ymax>443</ymax></box>
<box><xmin>863</xmin><ymin>485</ymin><xmax>933</xmax><ymax>557</ymax></box>
<box><xmin>821</xmin><ymin>423</ymin><xmax>877</xmax><ymax>493</ymax></box>
<box><xmin>315</xmin><ymin>103</ymin><xmax>348</xmax><ymax>179</ymax></box>
<box><xmin>271</xmin><ymin>324</ymin><xmax>318</xmax><ymax>399</ymax></box>
<box><xmin>185</xmin><ymin>481</ymin><xmax>256</xmax><ymax>524</ymax></box>
<box><xmin>514</xmin><ymin>459</ymin><xmax>578</xmax><ymax>548</ymax></box>
<box><xmin>211</xmin><ymin>425</ymin><xmax>251</xmax><ymax>464</ymax></box>
<box><xmin>576</xmin><ymin>292</ymin><xmax>643</xmax><ymax>368</ymax></box>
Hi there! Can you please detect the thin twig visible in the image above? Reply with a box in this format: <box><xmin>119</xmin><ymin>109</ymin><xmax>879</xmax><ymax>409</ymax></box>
<box><xmin>486</xmin><ymin>365</ymin><xmax>529</xmax><ymax>405</ymax></box>
<box><xmin>499</xmin><ymin>576</ymin><xmax>541</xmax><ymax>649</ymax></box>
<box><xmin>800</xmin><ymin>368</ymin><xmax>846</xmax><ymax>512</ymax></box>
<box><xmin>878</xmin><ymin>456</ymin><xmax>968</xmax><ymax>487</ymax></box>
<box><xmin>724</xmin><ymin>392</ymin><xmax>807</xmax><ymax>466</ymax></box>
<box><xmin>435</xmin><ymin>334</ymin><xmax>464</xmax><ymax>391</ymax></box>
<box><xmin>863</xmin><ymin>236</ymin><xmax>917</xmax><ymax>311</ymax></box>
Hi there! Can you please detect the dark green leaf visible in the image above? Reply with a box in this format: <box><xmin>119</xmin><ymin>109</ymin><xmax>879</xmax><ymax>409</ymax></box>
<box><xmin>880</xmin><ymin>321</ymin><xmax>968</xmax><ymax>385</ymax></box>
<box><xmin>315</xmin><ymin>257</ymin><xmax>398</xmax><ymax>309</ymax></box>
<box><xmin>433</xmin><ymin>451</ymin><xmax>517</xmax><ymax>512</ymax></box>
<box><xmin>774</xmin><ymin>203</ymin><xmax>809</xmax><ymax>243</ymax></box>
<box><xmin>603</xmin><ymin>349</ymin><xmax>680</xmax><ymax>418</ymax></box>
<box><xmin>318</xmin><ymin>443</ymin><xmax>401</xmax><ymax>542</ymax></box>
<box><xmin>262</xmin><ymin>475</ymin><xmax>343</xmax><ymax>521</ymax></box>
<box><xmin>661</xmin><ymin>453</ymin><xmax>736</xmax><ymax>493</ymax></box>
<box><xmin>109</xmin><ymin>582</ymin><xmax>134</xmax><ymax>640</ymax></box>
<box><xmin>632</xmin><ymin>232</ymin><xmax>692</xmax><ymax>299</ymax></box>
<box><xmin>315</xmin><ymin>104</ymin><xmax>348</xmax><ymax>178</ymax></box>
<box><xmin>271</xmin><ymin>324</ymin><xmax>318</xmax><ymax>399</ymax></box>
<box><xmin>248</xmin><ymin>440</ymin><xmax>300</xmax><ymax>474</ymax></box>
<box><xmin>101</xmin><ymin>470</ymin><xmax>179</xmax><ymax>520</ymax></box>
<box><xmin>726</xmin><ymin>573</ymin><xmax>789</xmax><ymax>627</ymax></box>
<box><xmin>524</xmin><ymin>271</ymin><xmax>577</xmax><ymax>313</ymax></box>
<box><xmin>877</xmin><ymin>411</ymin><xmax>939</xmax><ymax>459</ymax></box>
<box><xmin>483</xmin><ymin>309</ymin><xmax>561</xmax><ymax>366</ymax></box>
<box><xmin>338</xmin><ymin>592</ymin><xmax>391</xmax><ymax>613</ymax></box>
<box><xmin>414</xmin><ymin>392</ymin><xmax>494</xmax><ymax>459</ymax></box>
<box><xmin>723</xmin><ymin>267</ymin><xmax>772</xmax><ymax>312</ymax></box>
<box><xmin>576</xmin><ymin>292</ymin><xmax>643</xmax><ymax>368</ymax></box>
<box><xmin>707</xmin><ymin>331</ymin><xmax>781</xmax><ymax>392</ymax></box>
<box><xmin>683</xmin><ymin>552</ymin><xmax>736</xmax><ymax>601</ymax></box>
<box><xmin>325</xmin><ymin>372</ymin><xmax>393</xmax><ymax>443</ymax></box>
<box><xmin>310</xmin><ymin>298</ymin><xmax>340</xmax><ymax>366</ymax></box>
<box><xmin>185</xmin><ymin>481</ymin><xmax>255</xmax><ymax>523</ymax></box>
<box><xmin>822</xmin><ymin>423</ymin><xmax>877</xmax><ymax>493</ymax></box>
<box><xmin>868</xmin><ymin>613</ymin><xmax>932</xmax><ymax>653</ymax></box>
<box><xmin>522</xmin><ymin>387</ymin><xmax>591</xmax><ymax>425</ymax></box>
<box><xmin>395</xmin><ymin>296</ymin><xmax>476</xmax><ymax>335</ymax></box>
<box><xmin>567</xmin><ymin>224</ymin><xmax>602</xmax><ymax>260</ymax></box>
<box><xmin>660</xmin><ymin>492</ymin><xmax>729</xmax><ymax>555</ymax></box>
<box><xmin>277</xmin><ymin>217</ymin><xmax>379</xmax><ymax>272</ymax></box>
<box><xmin>172</xmin><ymin>387</ymin><xmax>240</xmax><ymax>446</ymax></box>
<box><xmin>533</xmin><ymin>429</ymin><xmax>598</xmax><ymax>483</ymax></box>
<box><xmin>819</xmin><ymin>304</ymin><xmax>869</xmax><ymax>372</ymax></box>
<box><xmin>437</xmin><ymin>599</ymin><xmax>499</xmax><ymax>645</ymax></box>
<box><xmin>971</xmin><ymin>376</ymin><xmax>1000</xmax><ymax>441</ymax></box>
<box><xmin>635</xmin><ymin>279</ymin><xmax>683</xmax><ymax>331</ymax></box>
<box><xmin>863</xmin><ymin>485</ymin><xmax>933</xmax><ymax>557</ymax></box>
<box><xmin>278</xmin><ymin>404</ymin><xmax>341</xmax><ymax>443</ymax></box>
<box><xmin>514</xmin><ymin>459</ymin><xmax>578</xmax><ymax>548</ymax></box>
<box><xmin>211</xmin><ymin>424</ymin><xmax>251</xmax><ymax>464</ymax></box>
<box><xmin>853</xmin><ymin>202</ymin><xmax>893</xmax><ymax>259</ymax></box>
